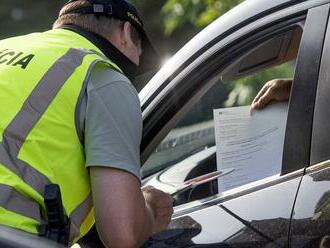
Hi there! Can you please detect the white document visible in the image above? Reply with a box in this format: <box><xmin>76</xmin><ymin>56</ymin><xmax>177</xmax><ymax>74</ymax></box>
<box><xmin>213</xmin><ymin>102</ymin><xmax>288</xmax><ymax>192</ymax></box>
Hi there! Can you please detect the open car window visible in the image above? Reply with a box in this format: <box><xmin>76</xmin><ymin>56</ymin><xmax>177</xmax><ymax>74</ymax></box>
<box><xmin>142</xmin><ymin>17</ymin><xmax>307</xmax><ymax>204</ymax></box>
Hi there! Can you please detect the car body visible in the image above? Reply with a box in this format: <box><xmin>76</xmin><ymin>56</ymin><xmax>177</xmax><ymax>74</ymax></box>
<box><xmin>1</xmin><ymin>0</ymin><xmax>330</xmax><ymax>247</ymax></box>
<box><xmin>139</xmin><ymin>0</ymin><xmax>330</xmax><ymax>247</ymax></box>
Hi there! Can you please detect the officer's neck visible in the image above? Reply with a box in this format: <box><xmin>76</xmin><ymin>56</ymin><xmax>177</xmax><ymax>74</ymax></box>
<box><xmin>60</xmin><ymin>24</ymin><xmax>138</xmax><ymax>81</ymax></box>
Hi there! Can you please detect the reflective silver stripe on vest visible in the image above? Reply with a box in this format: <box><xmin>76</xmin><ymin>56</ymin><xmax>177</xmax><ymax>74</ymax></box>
<box><xmin>0</xmin><ymin>48</ymin><xmax>95</xmax><ymax>229</ymax></box>
<box><xmin>3</xmin><ymin>48</ymin><xmax>90</xmax><ymax>155</ymax></box>
<box><xmin>0</xmin><ymin>184</ymin><xmax>41</xmax><ymax>222</ymax></box>
<box><xmin>0</xmin><ymin>145</ymin><xmax>50</xmax><ymax>197</ymax></box>
<box><xmin>69</xmin><ymin>192</ymin><xmax>93</xmax><ymax>242</ymax></box>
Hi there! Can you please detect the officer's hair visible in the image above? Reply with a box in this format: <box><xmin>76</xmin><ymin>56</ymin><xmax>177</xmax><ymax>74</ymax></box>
<box><xmin>53</xmin><ymin>0</ymin><xmax>140</xmax><ymax>46</ymax></box>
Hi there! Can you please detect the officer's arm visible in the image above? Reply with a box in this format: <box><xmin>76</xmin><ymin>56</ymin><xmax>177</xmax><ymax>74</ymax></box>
<box><xmin>90</xmin><ymin>166</ymin><xmax>154</xmax><ymax>248</ymax></box>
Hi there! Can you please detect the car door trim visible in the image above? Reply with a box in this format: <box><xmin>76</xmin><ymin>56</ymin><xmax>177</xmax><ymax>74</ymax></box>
<box><xmin>173</xmin><ymin>168</ymin><xmax>304</xmax><ymax>218</ymax></box>
<box><xmin>305</xmin><ymin>160</ymin><xmax>330</xmax><ymax>174</ymax></box>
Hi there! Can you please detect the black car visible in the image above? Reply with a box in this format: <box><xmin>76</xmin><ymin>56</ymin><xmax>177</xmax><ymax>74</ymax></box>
<box><xmin>1</xmin><ymin>0</ymin><xmax>330</xmax><ymax>247</ymax></box>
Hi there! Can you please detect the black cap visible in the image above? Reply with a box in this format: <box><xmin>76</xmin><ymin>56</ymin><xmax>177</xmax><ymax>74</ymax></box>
<box><xmin>61</xmin><ymin>0</ymin><xmax>159</xmax><ymax>74</ymax></box>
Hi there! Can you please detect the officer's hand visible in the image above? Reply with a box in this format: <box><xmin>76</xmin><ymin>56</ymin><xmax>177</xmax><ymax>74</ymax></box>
<box><xmin>251</xmin><ymin>79</ymin><xmax>292</xmax><ymax>110</ymax></box>
<box><xmin>142</xmin><ymin>186</ymin><xmax>174</xmax><ymax>234</ymax></box>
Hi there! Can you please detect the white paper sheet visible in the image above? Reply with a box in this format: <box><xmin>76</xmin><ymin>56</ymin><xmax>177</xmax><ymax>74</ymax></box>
<box><xmin>213</xmin><ymin>102</ymin><xmax>288</xmax><ymax>192</ymax></box>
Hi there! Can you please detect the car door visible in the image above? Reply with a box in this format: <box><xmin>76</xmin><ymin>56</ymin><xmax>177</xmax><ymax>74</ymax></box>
<box><xmin>141</xmin><ymin>1</ymin><xmax>330</xmax><ymax>247</ymax></box>
<box><xmin>289</xmin><ymin>6</ymin><xmax>330</xmax><ymax>248</ymax></box>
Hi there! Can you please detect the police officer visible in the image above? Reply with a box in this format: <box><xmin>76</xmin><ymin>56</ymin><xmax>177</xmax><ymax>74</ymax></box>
<box><xmin>0</xmin><ymin>0</ymin><xmax>173</xmax><ymax>247</ymax></box>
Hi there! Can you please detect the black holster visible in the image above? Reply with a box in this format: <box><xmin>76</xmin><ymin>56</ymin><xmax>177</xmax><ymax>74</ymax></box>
<box><xmin>38</xmin><ymin>184</ymin><xmax>70</xmax><ymax>246</ymax></box>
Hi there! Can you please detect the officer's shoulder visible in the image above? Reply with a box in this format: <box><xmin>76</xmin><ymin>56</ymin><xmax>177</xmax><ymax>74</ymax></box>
<box><xmin>88</xmin><ymin>63</ymin><xmax>131</xmax><ymax>91</ymax></box>
<box><xmin>93</xmin><ymin>62</ymin><xmax>129</xmax><ymax>81</ymax></box>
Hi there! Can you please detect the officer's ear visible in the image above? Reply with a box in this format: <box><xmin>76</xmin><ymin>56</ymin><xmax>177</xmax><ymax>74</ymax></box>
<box><xmin>121</xmin><ymin>22</ymin><xmax>134</xmax><ymax>48</ymax></box>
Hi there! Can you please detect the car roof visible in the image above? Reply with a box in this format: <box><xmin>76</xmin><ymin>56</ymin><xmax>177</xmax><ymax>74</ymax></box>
<box><xmin>140</xmin><ymin>0</ymin><xmax>328</xmax><ymax>103</ymax></box>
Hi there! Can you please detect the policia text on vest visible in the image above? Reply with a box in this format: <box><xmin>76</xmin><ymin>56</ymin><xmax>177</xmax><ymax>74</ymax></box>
<box><xmin>0</xmin><ymin>49</ymin><xmax>34</xmax><ymax>69</ymax></box>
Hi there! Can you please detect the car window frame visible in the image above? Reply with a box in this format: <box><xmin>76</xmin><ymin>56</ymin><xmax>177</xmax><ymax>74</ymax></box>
<box><xmin>141</xmin><ymin>14</ymin><xmax>307</xmax><ymax>176</ymax></box>
<box><xmin>281</xmin><ymin>4</ymin><xmax>330</xmax><ymax>174</ymax></box>
<box><xmin>310</xmin><ymin>5</ymin><xmax>330</xmax><ymax>166</ymax></box>
<box><xmin>141</xmin><ymin>2</ymin><xmax>329</xmax><ymax>167</ymax></box>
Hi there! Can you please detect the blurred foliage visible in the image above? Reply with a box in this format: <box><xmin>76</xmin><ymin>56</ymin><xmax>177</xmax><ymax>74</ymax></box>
<box><xmin>162</xmin><ymin>0</ymin><xmax>244</xmax><ymax>35</ymax></box>
<box><xmin>0</xmin><ymin>0</ymin><xmax>66</xmax><ymax>38</ymax></box>
<box><xmin>0</xmin><ymin>0</ymin><xmax>245</xmax><ymax>55</ymax></box>
<box><xmin>0</xmin><ymin>0</ymin><xmax>200</xmax><ymax>56</ymax></box>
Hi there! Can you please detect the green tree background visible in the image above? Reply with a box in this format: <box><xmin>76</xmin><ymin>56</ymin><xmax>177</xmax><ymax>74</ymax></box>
<box><xmin>0</xmin><ymin>0</ymin><xmax>292</xmax><ymax>105</ymax></box>
<box><xmin>0</xmin><ymin>0</ymin><xmax>246</xmax><ymax>60</ymax></box>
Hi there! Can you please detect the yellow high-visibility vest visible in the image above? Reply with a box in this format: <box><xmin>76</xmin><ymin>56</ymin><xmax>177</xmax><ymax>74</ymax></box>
<box><xmin>0</xmin><ymin>28</ymin><xmax>122</xmax><ymax>244</ymax></box>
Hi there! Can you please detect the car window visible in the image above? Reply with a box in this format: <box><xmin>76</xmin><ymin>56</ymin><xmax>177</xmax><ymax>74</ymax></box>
<box><xmin>142</xmin><ymin>22</ymin><xmax>305</xmax><ymax>203</ymax></box>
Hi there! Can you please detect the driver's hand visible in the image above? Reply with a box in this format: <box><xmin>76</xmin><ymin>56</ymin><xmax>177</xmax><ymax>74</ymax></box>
<box><xmin>251</xmin><ymin>79</ymin><xmax>292</xmax><ymax>110</ymax></box>
<box><xmin>142</xmin><ymin>186</ymin><xmax>174</xmax><ymax>234</ymax></box>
